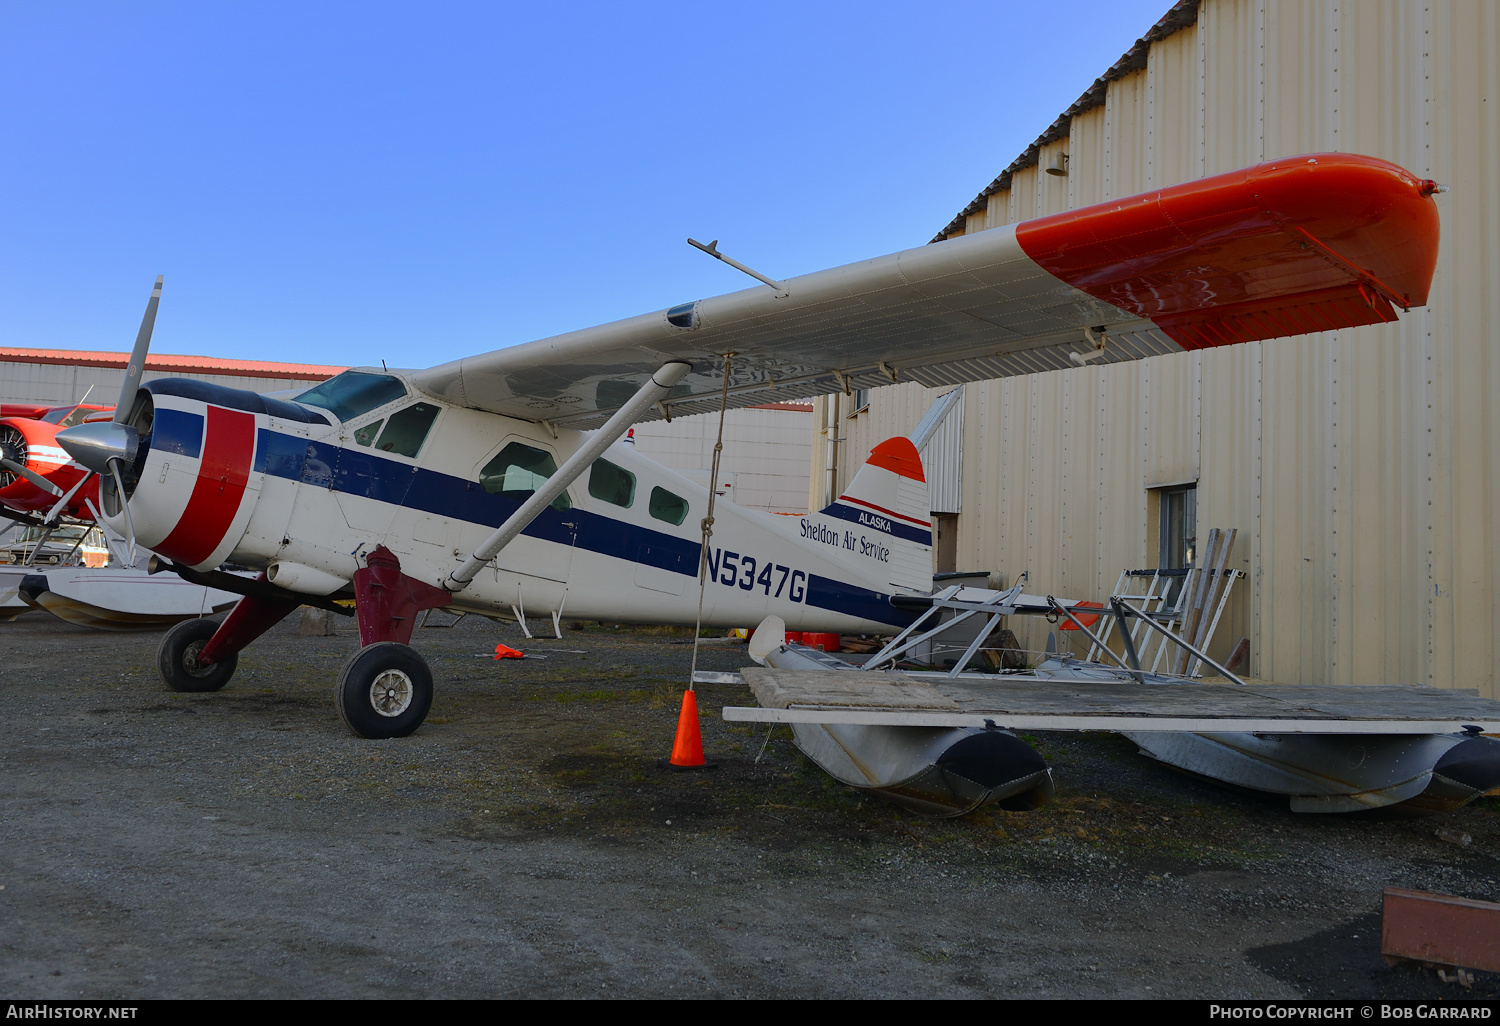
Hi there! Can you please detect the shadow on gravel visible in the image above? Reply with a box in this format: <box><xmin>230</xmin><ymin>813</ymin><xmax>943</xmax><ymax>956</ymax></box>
<box><xmin>1248</xmin><ymin>910</ymin><xmax>1500</xmax><ymax>999</ymax></box>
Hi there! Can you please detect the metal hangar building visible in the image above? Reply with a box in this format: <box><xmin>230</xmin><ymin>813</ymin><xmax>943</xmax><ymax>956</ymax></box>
<box><xmin>813</xmin><ymin>0</ymin><xmax>1499</xmax><ymax>693</ymax></box>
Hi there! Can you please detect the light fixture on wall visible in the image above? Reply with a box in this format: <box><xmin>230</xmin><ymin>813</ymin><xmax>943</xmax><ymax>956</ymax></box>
<box><xmin>1045</xmin><ymin>152</ymin><xmax>1070</xmax><ymax>177</ymax></box>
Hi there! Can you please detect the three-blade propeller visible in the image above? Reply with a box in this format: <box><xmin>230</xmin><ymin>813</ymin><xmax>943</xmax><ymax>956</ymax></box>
<box><xmin>55</xmin><ymin>276</ymin><xmax>163</xmax><ymax>566</ymax></box>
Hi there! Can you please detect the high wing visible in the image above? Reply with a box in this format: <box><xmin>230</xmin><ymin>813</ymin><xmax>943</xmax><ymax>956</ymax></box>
<box><xmin>409</xmin><ymin>153</ymin><xmax>1440</xmax><ymax>428</ymax></box>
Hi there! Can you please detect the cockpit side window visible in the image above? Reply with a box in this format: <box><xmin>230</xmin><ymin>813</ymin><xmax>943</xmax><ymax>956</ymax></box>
<box><xmin>479</xmin><ymin>442</ymin><xmax>572</xmax><ymax>511</ymax></box>
<box><xmin>587</xmin><ymin>458</ymin><xmax>635</xmax><ymax>508</ymax></box>
<box><xmin>353</xmin><ymin>420</ymin><xmax>384</xmax><ymax>447</ymax></box>
<box><xmin>372</xmin><ymin>403</ymin><xmax>439</xmax><ymax>457</ymax></box>
<box><xmin>294</xmin><ymin>371</ymin><xmax>407</xmax><ymax>422</ymax></box>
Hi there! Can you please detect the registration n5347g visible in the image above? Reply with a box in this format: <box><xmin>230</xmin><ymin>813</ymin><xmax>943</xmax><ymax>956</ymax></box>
<box><xmin>706</xmin><ymin>548</ymin><xmax>806</xmax><ymax>601</ymax></box>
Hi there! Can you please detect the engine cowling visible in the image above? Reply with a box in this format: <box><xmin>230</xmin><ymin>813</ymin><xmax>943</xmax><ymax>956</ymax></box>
<box><xmin>59</xmin><ymin>379</ymin><xmax>335</xmax><ymax>572</ymax></box>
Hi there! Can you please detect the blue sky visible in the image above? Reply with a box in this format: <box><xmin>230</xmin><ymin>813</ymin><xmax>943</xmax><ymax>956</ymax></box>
<box><xmin>0</xmin><ymin>1</ymin><xmax>1169</xmax><ymax>368</ymax></box>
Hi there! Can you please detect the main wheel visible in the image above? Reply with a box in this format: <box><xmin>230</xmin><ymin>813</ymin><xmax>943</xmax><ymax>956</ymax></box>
<box><xmin>335</xmin><ymin>642</ymin><xmax>434</xmax><ymax>739</ymax></box>
<box><xmin>157</xmin><ymin>617</ymin><xmax>238</xmax><ymax>693</ymax></box>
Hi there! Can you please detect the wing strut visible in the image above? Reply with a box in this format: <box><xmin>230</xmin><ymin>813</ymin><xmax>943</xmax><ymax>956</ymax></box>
<box><xmin>444</xmin><ymin>361</ymin><xmax>693</xmax><ymax>593</ymax></box>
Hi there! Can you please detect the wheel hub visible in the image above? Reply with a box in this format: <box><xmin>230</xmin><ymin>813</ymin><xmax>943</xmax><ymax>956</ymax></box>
<box><xmin>369</xmin><ymin>668</ymin><xmax>414</xmax><ymax>717</ymax></box>
<box><xmin>181</xmin><ymin>639</ymin><xmax>217</xmax><ymax>677</ymax></box>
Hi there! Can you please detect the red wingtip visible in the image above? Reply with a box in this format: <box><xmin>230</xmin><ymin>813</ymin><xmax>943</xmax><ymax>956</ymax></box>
<box><xmin>1017</xmin><ymin>153</ymin><xmax>1441</xmax><ymax>348</ymax></box>
<box><xmin>866</xmin><ymin>437</ymin><xmax>926</xmax><ymax>483</ymax></box>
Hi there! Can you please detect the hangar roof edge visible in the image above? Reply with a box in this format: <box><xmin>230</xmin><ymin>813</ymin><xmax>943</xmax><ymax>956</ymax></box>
<box><xmin>930</xmin><ymin>0</ymin><xmax>1200</xmax><ymax>244</ymax></box>
<box><xmin>0</xmin><ymin>346</ymin><xmax>346</xmax><ymax>381</ymax></box>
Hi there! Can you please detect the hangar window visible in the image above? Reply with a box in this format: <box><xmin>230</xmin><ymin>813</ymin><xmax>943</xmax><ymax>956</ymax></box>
<box><xmin>479</xmin><ymin>442</ymin><xmax>572</xmax><ymax>511</ymax></box>
<box><xmin>648</xmin><ymin>486</ymin><xmax>688</xmax><ymax>526</ymax></box>
<box><xmin>1159</xmin><ymin>485</ymin><xmax>1198</xmax><ymax>569</ymax></box>
<box><xmin>294</xmin><ymin>371</ymin><xmax>407</xmax><ymax>422</ymax></box>
<box><xmin>588</xmin><ymin>458</ymin><xmax>635</xmax><ymax>508</ymax></box>
<box><xmin>1149</xmin><ymin>483</ymin><xmax>1197</xmax><ymax>605</ymax></box>
<box><xmin>371</xmin><ymin>403</ymin><xmax>440</xmax><ymax>457</ymax></box>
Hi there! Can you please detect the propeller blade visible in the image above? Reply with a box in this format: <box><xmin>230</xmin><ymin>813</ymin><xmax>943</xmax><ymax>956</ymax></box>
<box><xmin>114</xmin><ymin>275</ymin><xmax>163</xmax><ymax>426</ymax></box>
<box><xmin>0</xmin><ymin>457</ymin><xmax>64</xmax><ymax>497</ymax></box>
<box><xmin>44</xmin><ymin>470</ymin><xmax>93</xmax><ymax>524</ymax></box>
<box><xmin>107</xmin><ymin>458</ymin><xmax>137</xmax><ymax>567</ymax></box>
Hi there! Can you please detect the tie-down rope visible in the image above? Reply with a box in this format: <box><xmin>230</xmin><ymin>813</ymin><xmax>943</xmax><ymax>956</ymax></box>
<box><xmin>687</xmin><ymin>352</ymin><xmax>735</xmax><ymax>692</ymax></box>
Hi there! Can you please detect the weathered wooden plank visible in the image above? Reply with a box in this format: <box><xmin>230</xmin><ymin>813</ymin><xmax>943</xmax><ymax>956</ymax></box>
<box><xmin>741</xmin><ymin>667</ymin><xmax>959</xmax><ymax>711</ymax></box>
<box><xmin>720</xmin><ymin>706</ymin><xmax>1494</xmax><ymax>734</ymax></box>
<box><xmin>736</xmin><ymin>666</ymin><xmax>1500</xmax><ymax>726</ymax></box>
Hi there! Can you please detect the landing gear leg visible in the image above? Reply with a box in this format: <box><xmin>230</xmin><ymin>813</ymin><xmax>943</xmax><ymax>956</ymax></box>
<box><xmin>338</xmin><ymin>545</ymin><xmax>451</xmax><ymax>738</ymax></box>
<box><xmin>156</xmin><ymin>586</ymin><xmax>301</xmax><ymax>693</ymax></box>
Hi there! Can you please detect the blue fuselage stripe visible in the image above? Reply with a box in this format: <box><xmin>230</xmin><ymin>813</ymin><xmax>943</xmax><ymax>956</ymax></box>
<box><xmin>151</xmin><ymin>409</ymin><xmax>205</xmax><ymax>459</ymax></box>
<box><xmin>251</xmin><ymin>429</ymin><xmax>907</xmax><ymax>626</ymax></box>
<box><xmin>817</xmin><ymin>501</ymin><xmax>932</xmax><ymax>544</ymax></box>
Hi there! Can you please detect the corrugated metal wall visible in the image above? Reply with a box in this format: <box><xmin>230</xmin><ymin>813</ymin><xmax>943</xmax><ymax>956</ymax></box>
<box><xmin>630</xmin><ymin>406</ymin><xmax>813</xmax><ymax>514</ymax></box>
<box><xmin>923</xmin><ymin>388</ymin><xmax>964</xmax><ymax>515</ymax></box>
<box><xmin>819</xmin><ymin>0</ymin><xmax>1500</xmax><ymax>693</ymax></box>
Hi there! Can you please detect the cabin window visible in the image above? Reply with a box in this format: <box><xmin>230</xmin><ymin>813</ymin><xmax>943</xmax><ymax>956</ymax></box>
<box><xmin>479</xmin><ymin>442</ymin><xmax>572</xmax><ymax>511</ymax></box>
<box><xmin>371</xmin><ymin>402</ymin><xmax>439</xmax><ymax>457</ymax></box>
<box><xmin>588</xmin><ymin>458</ymin><xmax>635</xmax><ymax>508</ymax></box>
<box><xmin>648</xmin><ymin>486</ymin><xmax>688</xmax><ymax>525</ymax></box>
<box><xmin>353</xmin><ymin>420</ymin><xmax>384</xmax><ymax>447</ymax></box>
<box><xmin>294</xmin><ymin>371</ymin><xmax>408</xmax><ymax>422</ymax></box>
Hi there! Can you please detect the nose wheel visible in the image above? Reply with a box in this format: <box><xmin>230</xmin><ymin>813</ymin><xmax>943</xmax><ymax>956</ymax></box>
<box><xmin>335</xmin><ymin>642</ymin><xmax>434</xmax><ymax>739</ymax></box>
<box><xmin>158</xmin><ymin>617</ymin><xmax>239</xmax><ymax>692</ymax></box>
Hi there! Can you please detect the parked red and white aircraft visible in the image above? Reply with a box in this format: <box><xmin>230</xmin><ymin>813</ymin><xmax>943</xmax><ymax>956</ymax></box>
<box><xmin>56</xmin><ymin>153</ymin><xmax>1439</xmax><ymax>747</ymax></box>
<box><xmin>0</xmin><ymin>401</ymin><xmax>113</xmax><ymax>524</ymax></box>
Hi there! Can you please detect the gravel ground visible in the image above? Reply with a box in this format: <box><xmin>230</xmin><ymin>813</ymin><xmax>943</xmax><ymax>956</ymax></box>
<box><xmin>2</xmin><ymin>610</ymin><xmax>1499</xmax><ymax>1000</ymax></box>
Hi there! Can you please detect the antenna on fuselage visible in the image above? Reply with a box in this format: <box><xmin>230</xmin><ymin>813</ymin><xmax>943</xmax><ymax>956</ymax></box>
<box><xmin>687</xmin><ymin>238</ymin><xmax>789</xmax><ymax>299</ymax></box>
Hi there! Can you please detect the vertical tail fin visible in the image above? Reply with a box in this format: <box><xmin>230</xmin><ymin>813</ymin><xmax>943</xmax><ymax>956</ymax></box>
<box><xmin>806</xmin><ymin>437</ymin><xmax>933</xmax><ymax>592</ymax></box>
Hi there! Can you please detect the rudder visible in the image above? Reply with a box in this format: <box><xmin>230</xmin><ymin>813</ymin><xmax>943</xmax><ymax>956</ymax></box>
<box><xmin>807</xmin><ymin>437</ymin><xmax>932</xmax><ymax>592</ymax></box>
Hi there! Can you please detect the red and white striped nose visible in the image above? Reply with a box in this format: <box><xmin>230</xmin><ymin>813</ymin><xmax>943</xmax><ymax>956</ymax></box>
<box><xmin>115</xmin><ymin>400</ymin><xmax>262</xmax><ymax>571</ymax></box>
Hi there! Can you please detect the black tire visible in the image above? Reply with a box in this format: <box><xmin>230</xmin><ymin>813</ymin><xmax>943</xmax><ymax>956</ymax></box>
<box><xmin>335</xmin><ymin>642</ymin><xmax>434</xmax><ymax>739</ymax></box>
<box><xmin>157</xmin><ymin>617</ymin><xmax>238</xmax><ymax>693</ymax></box>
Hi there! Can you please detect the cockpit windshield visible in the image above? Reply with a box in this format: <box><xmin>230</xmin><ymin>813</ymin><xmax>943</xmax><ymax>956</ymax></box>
<box><xmin>42</xmin><ymin>405</ymin><xmax>103</xmax><ymax>428</ymax></box>
<box><xmin>294</xmin><ymin>371</ymin><xmax>408</xmax><ymax>422</ymax></box>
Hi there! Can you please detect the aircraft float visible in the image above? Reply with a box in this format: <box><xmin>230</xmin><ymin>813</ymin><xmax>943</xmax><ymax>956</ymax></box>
<box><xmin>50</xmin><ymin>154</ymin><xmax>1457</xmax><ymax>810</ymax></box>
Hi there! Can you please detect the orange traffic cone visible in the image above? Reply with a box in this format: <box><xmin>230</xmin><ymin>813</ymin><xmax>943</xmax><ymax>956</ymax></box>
<box><xmin>660</xmin><ymin>688</ymin><xmax>717</xmax><ymax>771</ymax></box>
